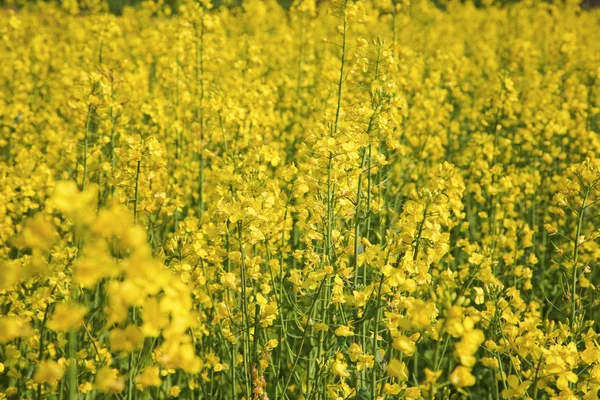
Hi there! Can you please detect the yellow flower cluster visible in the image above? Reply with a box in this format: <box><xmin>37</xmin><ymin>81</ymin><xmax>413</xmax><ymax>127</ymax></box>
<box><xmin>1</xmin><ymin>0</ymin><xmax>600</xmax><ymax>399</ymax></box>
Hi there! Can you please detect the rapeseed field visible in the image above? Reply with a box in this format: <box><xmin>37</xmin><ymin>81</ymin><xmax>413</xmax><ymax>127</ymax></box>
<box><xmin>1</xmin><ymin>0</ymin><xmax>600</xmax><ymax>398</ymax></box>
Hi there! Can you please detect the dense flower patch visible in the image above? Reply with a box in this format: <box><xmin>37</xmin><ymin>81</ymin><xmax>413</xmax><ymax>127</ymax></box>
<box><xmin>1</xmin><ymin>0</ymin><xmax>600</xmax><ymax>399</ymax></box>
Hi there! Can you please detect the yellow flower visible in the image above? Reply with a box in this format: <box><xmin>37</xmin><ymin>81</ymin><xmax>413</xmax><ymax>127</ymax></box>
<box><xmin>450</xmin><ymin>366</ymin><xmax>476</xmax><ymax>388</ymax></box>
<box><xmin>2</xmin><ymin>1</ymin><xmax>600</xmax><ymax>398</ymax></box>
<box><xmin>47</xmin><ymin>304</ymin><xmax>88</xmax><ymax>332</ymax></box>
<box><xmin>393</xmin><ymin>335</ymin><xmax>416</xmax><ymax>357</ymax></box>
<box><xmin>256</xmin><ymin>293</ymin><xmax>278</xmax><ymax>328</ymax></box>
<box><xmin>501</xmin><ymin>375</ymin><xmax>531</xmax><ymax>399</ymax></box>
<box><xmin>387</xmin><ymin>359</ymin><xmax>408</xmax><ymax>381</ymax></box>
<box><xmin>480</xmin><ymin>357</ymin><xmax>499</xmax><ymax>369</ymax></box>
<box><xmin>0</xmin><ymin>317</ymin><xmax>30</xmax><ymax>343</ymax></box>
<box><xmin>213</xmin><ymin>363</ymin><xmax>229</xmax><ymax>372</ymax></box>
<box><xmin>473</xmin><ymin>287</ymin><xmax>485</xmax><ymax>305</ymax></box>
<box><xmin>265</xmin><ymin>339</ymin><xmax>278</xmax><ymax>351</ymax></box>
<box><xmin>332</xmin><ymin>359</ymin><xmax>350</xmax><ymax>378</ymax></box>
<box><xmin>383</xmin><ymin>383</ymin><xmax>402</xmax><ymax>395</ymax></box>
<box><xmin>14</xmin><ymin>213</ymin><xmax>56</xmax><ymax>250</ymax></box>
<box><xmin>141</xmin><ymin>298</ymin><xmax>169</xmax><ymax>337</ymax></box>
<box><xmin>95</xmin><ymin>367</ymin><xmax>125</xmax><ymax>393</ymax></box>
<box><xmin>135</xmin><ymin>366</ymin><xmax>162</xmax><ymax>389</ymax></box>
<box><xmin>220</xmin><ymin>272</ymin><xmax>238</xmax><ymax>290</ymax></box>
<box><xmin>73</xmin><ymin>243</ymin><xmax>119</xmax><ymax>288</ymax></box>
<box><xmin>79</xmin><ymin>381</ymin><xmax>93</xmax><ymax>394</ymax></box>
<box><xmin>52</xmin><ymin>181</ymin><xmax>97</xmax><ymax>223</ymax></box>
<box><xmin>425</xmin><ymin>368</ymin><xmax>443</xmax><ymax>384</ymax></box>
<box><xmin>348</xmin><ymin>343</ymin><xmax>362</xmax><ymax>362</ymax></box>
<box><xmin>405</xmin><ymin>387</ymin><xmax>421</xmax><ymax>399</ymax></box>
<box><xmin>314</xmin><ymin>323</ymin><xmax>329</xmax><ymax>331</ymax></box>
<box><xmin>556</xmin><ymin>370</ymin><xmax>578</xmax><ymax>391</ymax></box>
<box><xmin>455</xmin><ymin>329</ymin><xmax>484</xmax><ymax>368</ymax></box>
<box><xmin>169</xmin><ymin>386</ymin><xmax>181</xmax><ymax>397</ymax></box>
<box><xmin>334</xmin><ymin>325</ymin><xmax>354</xmax><ymax>337</ymax></box>
<box><xmin>590</xmin><ymin>365</ymin><xmax>600</xmax><ymax>384</ymax></box>
<box><xmin>356</xmin><ymin>353</ymin><xmax>374</xmax><ymax>371</ymax></box>
<box><xmin>109</xmin><ymin>325</ymin><xmax>144</xmax><ymax>353</ymax></box>
<box><xmin>33</xmin><ymin>361</ymin><xmax>64</xmax><ymax>384</ymax></box>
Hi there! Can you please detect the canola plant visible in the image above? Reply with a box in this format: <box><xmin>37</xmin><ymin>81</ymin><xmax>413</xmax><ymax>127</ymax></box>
<box><xmin>1</xmin><ymin>0</ymin><xmax>600</xmax><ymax>399</ymax></box>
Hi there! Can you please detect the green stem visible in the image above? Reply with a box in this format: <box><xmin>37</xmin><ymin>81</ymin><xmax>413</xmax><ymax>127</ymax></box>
<box><xmin>371</xmin><ymin>276</ymin><xmax>385</xmax><ymax>399</ymax></box>
<box><xmin>237</xmin><ymin>221</ymin><xmax>252</xmax><ymax>398</ymax></box>
<box><xmin>571</xmin><ymin>189</ymin><xmax>589</xmax><ymax>335</ymax></box>
<box><xmin>133</xmin><ymin>159</ymin><xmax>141</xmax><ymax>225</ymax></box>
<box><xmin>282</xmin><ymin>276</ymin><xmax>328</xmax><ymax>394</ymax></box>
<box><xmin>81</xmin><ymin>103</ymin><xmax>92</xmax><ymax>191</ymax></box>
<box><xmin>67</xmin><ymin>330</ymin><xmax>78</xmax><ymax>400</ymax></box>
